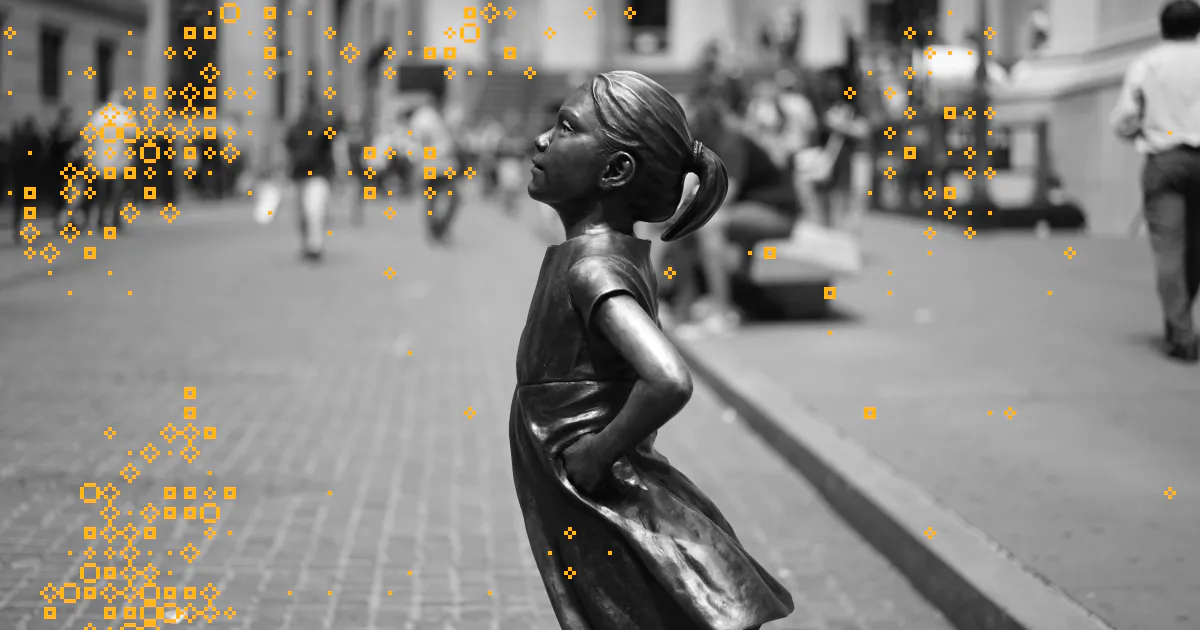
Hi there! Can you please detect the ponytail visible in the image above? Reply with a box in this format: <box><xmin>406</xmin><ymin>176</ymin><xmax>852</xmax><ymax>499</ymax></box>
<box><xmin>661</xmin><ymin>142</ymin><xmax>729</xmax><ymax>242</ymax></box>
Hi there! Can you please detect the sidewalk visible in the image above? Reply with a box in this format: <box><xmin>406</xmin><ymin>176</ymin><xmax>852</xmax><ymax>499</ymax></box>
<box><xmin>675</xmin><ymin>213</ymin><xmax>1199</xmax><ymax>630</ymax></box>
<box><xmin>0</xmin><ymin>192</ymin><xmax>951</xmax><ymax>629</ymax></box>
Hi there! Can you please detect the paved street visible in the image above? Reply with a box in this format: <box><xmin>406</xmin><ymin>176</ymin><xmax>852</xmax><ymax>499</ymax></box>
<box><xmin>0</xmin><ymin>191</ymin><xmax>951</xmax><ymax>630</ymax></box>
<box><xmin>683</xmin><ymin>214</ymin><xmax>1200</xmax><ymax>630</ymax></box>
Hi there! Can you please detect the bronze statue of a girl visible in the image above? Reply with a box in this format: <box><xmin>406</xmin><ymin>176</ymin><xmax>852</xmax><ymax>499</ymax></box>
<box><xmin>509</xmin><ymin>70</ymin><xmax>795</xmax><ymax>630</ymax></box>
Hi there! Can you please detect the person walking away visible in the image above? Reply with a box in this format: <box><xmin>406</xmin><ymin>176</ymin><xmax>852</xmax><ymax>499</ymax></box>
<box><xmin>408</xmin><ymin>93</ymin><xmax>462</xmax><ymax>244</ymax></box>
<box><xmin>1110</xmin><ymin>0</ymin><xmax>1200</xmax><ymax>363</ymax></box>
<box><xmin>476</xmin><ymin>116</ymin><xmax>506</xmax><ymax>198</ymax></box>
<box><xmin>285</xmin><ymin>89</ymin><xmax>335</xmax><ymax>261</ymax></box>
<box><xmin>10</xmin><ymin>118</ymin><xmax>44</xmax><ymax>244</ymax></box>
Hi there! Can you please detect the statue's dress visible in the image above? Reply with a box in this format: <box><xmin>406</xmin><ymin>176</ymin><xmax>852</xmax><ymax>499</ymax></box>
<box><xmin>509</xmin><ymin>231</ymin><xmax>795</xmax><ymax>629</ymax></box>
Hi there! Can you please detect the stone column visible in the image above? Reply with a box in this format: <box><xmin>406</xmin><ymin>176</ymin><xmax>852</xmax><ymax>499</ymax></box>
<box><xmin>1044</xmin><ymin>0</ymin><xmax>1099</xmax><ymax>56</ymax></box>
<box><xmin>144</xmin><ymin>0</ymin><xmax>171</xmax><ymax>94</ymax></box>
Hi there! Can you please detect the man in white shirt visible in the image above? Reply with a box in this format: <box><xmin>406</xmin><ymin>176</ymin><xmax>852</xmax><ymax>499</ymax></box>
<box><xmin>1110</xmin><ymin>0</ymin><xmax>1200</xmax><ymax>363</ymax></box>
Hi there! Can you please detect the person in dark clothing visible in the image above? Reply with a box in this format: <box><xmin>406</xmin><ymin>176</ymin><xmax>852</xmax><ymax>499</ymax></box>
<box><xmin>10</xmin><ymin>118</ymin><xmax>43</xmax><ymax>244</ymax></box>
<box><xmin>681</xmin><ymin>97</ymin><xmax>802</xmax><ymax>333</ymax></box>
<box><xmin>44</xmin><ymin>107</ymin><xmax>78</xmax><ymax>229</ymax></box>
<box><xmin>285</xmin><ymin>88</ymin><xmax>336</xmax><ymax>261</ymax></box>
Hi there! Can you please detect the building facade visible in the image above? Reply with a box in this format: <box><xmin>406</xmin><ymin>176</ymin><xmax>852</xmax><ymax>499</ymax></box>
<box><xmin>0</xmin><ymin>0</ymin><xmax>147</xmax><ymax>130</ymax></box>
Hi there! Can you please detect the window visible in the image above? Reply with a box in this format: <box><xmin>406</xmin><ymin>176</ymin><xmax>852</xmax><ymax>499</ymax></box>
<box><xmin>0</xmin><ymin>13</ymin><xmax>6</xmax><ymax>91</ymax></box>
<box><xmin>97</xmin><ymin>40</ymin><xmax>115</xmax><ymax>103</ymax></box>
<box><xmin>40</xmin><ymin>27</ymin><xmax>65</xmax><ymax>101</ymax></box>
<box><xmin>627</xmin><ymin>0</ymin><xmax>670</xmax><ymax>54</ymax></box>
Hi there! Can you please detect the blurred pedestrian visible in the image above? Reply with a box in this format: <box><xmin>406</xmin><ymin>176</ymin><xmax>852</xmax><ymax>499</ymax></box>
<box><xmin>677</xmin><ymin>96</ymin><xmax>804</xmax><ymax>336</ymax></box>
<box><xmin>340</xmin><ymin>104</ymin><xmax>370</xmax><ymax>227</ymax></box>
<box><xmin>476</xmin><ymin>115</ymin><xmax>506</xmax><ymax>198</ymax></box>
<box><xmin>45</xmin><ymin>107</ymin><xmax>78</xmax><ymax>229</ymax></box>
<box><xmin>408</xmin><ymin>92</ymin><xmax>462</xmax><ymax>245</ymax></box>
<box><xmin>285</xmin><ymin>87</ymin><xmax>335</xmax><ymax>261</ymax></box>
<box><xmin>85</xmin><ymin>92</ymin><xmax>135</xmax><ymax>233</ymax></box>
<box><xmin>515</xmin><ymin>69</ymin><xmax>794</xmax><ymax>630</ymax></box>
<box><xmin>10</xmin><ymin>117</ymin><xmax>43</xmax><ymax>243</ymax></box>
<box><xmin>1110</xmin><ymin>0</ymin><xmax>1200</xmax><ymax>363</ymax></box>
<box><xmin>496</xmin><ymin>109</ymin><xmax>529</xmax><ymax>216</ymax></box>
<box><xmin>812</xmin><ymin>65</ymin><xmax>873</xmax><ymax>230</ymax></box>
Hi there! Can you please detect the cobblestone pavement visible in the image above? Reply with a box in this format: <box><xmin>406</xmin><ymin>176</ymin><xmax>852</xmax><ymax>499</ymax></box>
<box><xmin>0</xmin><ymin>191</ymin><xmax>951</xmax><ymax>630</ymax></box>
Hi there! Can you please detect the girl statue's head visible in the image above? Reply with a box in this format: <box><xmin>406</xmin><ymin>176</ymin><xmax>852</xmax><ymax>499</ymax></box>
<box><xmin>528</xmin><ymin>70</ymin><xmax>729</xmax><ymax>242</ymax></box>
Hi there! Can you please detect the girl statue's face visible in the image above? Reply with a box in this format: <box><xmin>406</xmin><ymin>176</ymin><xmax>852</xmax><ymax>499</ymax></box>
<box><xmin>528</xmin><ymin>86</ymin><xmax>609</xmax><ymax>207</ymax></box>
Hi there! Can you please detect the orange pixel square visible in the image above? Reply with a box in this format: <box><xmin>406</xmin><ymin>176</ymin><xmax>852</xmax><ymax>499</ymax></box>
<box><xmin>763</xmin><ymin>246</ymin><xmax>777</xmax><ymax>259</ymax></box>
<box><xmin>183</xmin><ymin>146</ymin><xmax>197</xmax><ymax>160</ymax></box>
<box><xmin>45</xmin><ymin>607</ymin><xmax>56</xmax><ymax>620</ymax></box>
<box><xmin>203</xmin><ymin>426</ymin><xmax>216</xmax><ymax>439</ymax></box>
<box><xmin>444</xmin><ymin>47</ymin><xmax>457</xmax><ymax>59</ymax></box>
<box><xmin>423</xmin><ymin>147</ymin><xmax>436</xmax><ymax>160</ymax></box>
<box><xmin>144</xmin><ymin>86</ymin><xmax>157</xmax><ymax>100</ymax></box>
<box><xmin>264</xmin><ymin>46</ymin><xmax>277</xmax><ymax>60</ymax></box>
<box><xmin>84</xmin><ymin>246</ymin><xmax>96</xmax><ymax>259</ymax></box>
<box><xmin>224</xmin><ymin>486</ymin><xmax>237</xmax><ymax>500</ymax></box>
<box><xmin>864</xmin><ymin>407</ymin><xmax>877</xmax><ymax>420</ymax></box>
<box><xmin>123</xmin><ymin>166</ymin><xmax>137</xmax><ymax>180</ymax></box>
<box><xmin>364</xmin><ymin>187</ymin><xmax>377</xmax><ymax>199</ymax></box>
<box><xmin>23</xmin><ymin>187</ymin><xmax>35</xmax><ymax>200</ymax></box>
<box><xmin>23</xmin><ymin>207</ymin><xmax>36</xmax><ymax>220</ymax></box>
<box><xmin>144</xmin><ymin>526</ymin><xmax>157</xmax><ymax>540</ymax></box>
<box><xmin>184</xmin><ymin>406</ymin><xmax>196</xmax><ymax>419</ymax></box>
<box><xmin>363</xmin><ymin>146</ymin><xmax>376</xmax><ymax>160</ymax></box>
<box><xmin>423</xmin><ymin>47</ymin><xmax>437</xmax><ymax>59</ymax></box>
<box><xmin>183</xmin><ymin>26</ymin><xmax>197</xmax><ymax>40</ymax></box>
<box><xmin>903</xmin><ymin>146</ymin><xmax>917</xmax><ymax>160</ymax></box>
<box><xmin>204</xmin><ymin>125</ymin><xmax>217</xmax><ymax>139</ymax></box>
<box><xmin>203</xmin><ymin>86</ymin><xmax>217</xmax><ymax>100</ymax></box>
<box><xmin>164</xmin><ymin>486</ymin><xmax>176</xmax><ymax>499</ymax></box>
<box><xmin>423</xmin><ymin>166</ymin><xmax>437</xmax><ymax>180</ymax></box>
<box><xmin>503</xmin><ymin>47</ymin><xmax>516</xmax><ymax>59</ymax></box>
<box><xmin>143</xmin><ymin>187</ymin><xmax>156</xmax><ymax>200</ymax></box>
<box><xmin>203</xmin><ymin>26</ymin><xmax>217</xmax><ymax>39</ymax></box>
<box><xmin>184</xmin><ymin>386</ymin><xmax>196</xmax><ymax>399</ymax></box>
<box><xmin>264</xmin><ymin>6</ymin><xmax>277</xmax><ymax>19</ymax></box>
<box><xmin>823</xmin><ymin>286</ymin><xmax>837</xmax><ymax>300</ymax></box>
<box><xmin>204</xmin><ymin>107</ymin><xmax>217</xmax><ymax>120</ymax></box>
<box><xmin>103</xmin><ymin>227</ymin><xmax>117</xmax><ymax>240</ymax></box>
<box><xmin>944</xmin><ymin>187</ymin><xmax>957</xmax><ymax>200</ymax></box>
<box><xmin>944</xmin><ymin>106</ymin><xmax>957</xmax><ymax>120</ymax></box>
<box><xmin>103</xmin><ymin>167</ymin><xmax>117</xmax><ymax>180</ymax></box>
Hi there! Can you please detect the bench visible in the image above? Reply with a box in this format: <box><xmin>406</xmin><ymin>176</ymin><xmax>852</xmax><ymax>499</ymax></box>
<box><xmin>735</xmin><ymin>221</ymin><xmax>863</xmax><ymax>319</ymax></box>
